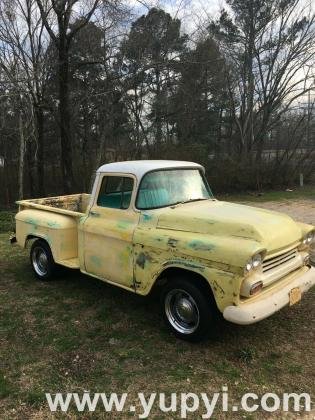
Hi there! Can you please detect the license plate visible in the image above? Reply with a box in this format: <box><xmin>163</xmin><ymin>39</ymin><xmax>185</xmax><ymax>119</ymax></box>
<box><xmin>289</xmin><ymin>287</ymin><xmax>302</xmax><ymax>306</ymax></box>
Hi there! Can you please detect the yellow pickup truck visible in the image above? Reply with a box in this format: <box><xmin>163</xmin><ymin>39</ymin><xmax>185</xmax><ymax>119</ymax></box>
<box><xmin>13</xmin><ymin>160</ymin><xmax>315</xmax><ymax>341</ymax></box>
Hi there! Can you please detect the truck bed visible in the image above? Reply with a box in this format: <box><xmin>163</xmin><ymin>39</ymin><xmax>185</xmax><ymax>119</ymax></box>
<box><xmin>17</xmin><ymin>193</ymin><xmax>91</xmax><ymax>217</ymax></box>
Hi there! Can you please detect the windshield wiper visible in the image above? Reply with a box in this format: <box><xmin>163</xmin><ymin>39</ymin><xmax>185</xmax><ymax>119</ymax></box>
<box><xmin>181</xmin><ymin>198</ymin><xmax>209</xmax><ymax>204</ymax></box>
<box><xmin>172</xmin><ymin>198</ymin><xmax>209</xmax><ymax>206</ymax></box>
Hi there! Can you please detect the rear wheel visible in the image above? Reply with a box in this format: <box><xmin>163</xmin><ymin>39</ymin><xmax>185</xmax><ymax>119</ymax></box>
<box><xmin>30</xmin><ymin>239</ymin><xmax>56</xmax><ymax>280</ymax></box>
<box><xmin>161</xmin><ymin>276</ymin><xmax>216</xmax><ymax>342</ymax></box>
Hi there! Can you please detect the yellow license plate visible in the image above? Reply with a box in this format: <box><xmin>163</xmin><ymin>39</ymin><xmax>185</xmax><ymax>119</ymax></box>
<box><xmin>289</xmin><ymin>287</ymin><xmax>302</xmax><ymax>306</ymax></box>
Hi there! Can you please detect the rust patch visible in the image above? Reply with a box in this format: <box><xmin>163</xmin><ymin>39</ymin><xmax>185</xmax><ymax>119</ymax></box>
<box><xmin>136</xmin><ymin>252</ymin><xmax>154</xmax><ymax>269</ymax></box>
<box><xmin>188</xmin><ymin>240</ymin><xmax>215</xmax><ymax>252</ymax></box>
<box><xmin>212</xmin><ymin>280</ymin><xmax>225</xmax><ymax>297</ymax></box>
<box><xmin>31</xmin><ymin>194</ymin><xmax>88</xmax><ymax>212</ymax></box>
<box><xmin>167</xmin><ymin>238</ymin><xmax>178</xmax><ymax>248</ymax></box>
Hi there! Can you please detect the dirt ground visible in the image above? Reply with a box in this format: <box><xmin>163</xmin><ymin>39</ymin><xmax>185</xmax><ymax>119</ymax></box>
<box><xmin>243</xmin><ymin>199</ymin><xmax>315</xmax><ymax>225</ymax></box>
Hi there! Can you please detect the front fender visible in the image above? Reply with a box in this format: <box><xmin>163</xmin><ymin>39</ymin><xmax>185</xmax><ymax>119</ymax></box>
<box><xmin>298</xmin><ymin>222</ymin><xmax>314</xmax><ymax>239</ymax></box>
<box><xmin>133</xmin><ymin>244</ymin><xmax>241</xmax><ymax>311</ymax></box>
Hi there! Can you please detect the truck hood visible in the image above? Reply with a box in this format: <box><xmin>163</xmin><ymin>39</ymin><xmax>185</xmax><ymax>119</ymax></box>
<box><xmin>156</xmin><ymin>200</ymin><xmax>302</xmax><ymax>252</ymax></box>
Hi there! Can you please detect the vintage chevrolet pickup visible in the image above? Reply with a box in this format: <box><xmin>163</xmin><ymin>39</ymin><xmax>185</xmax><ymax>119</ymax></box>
<box><xmin>12</xmin><ymin>160</ymin><xmax>315</xmax><ymax>341</ymax></box>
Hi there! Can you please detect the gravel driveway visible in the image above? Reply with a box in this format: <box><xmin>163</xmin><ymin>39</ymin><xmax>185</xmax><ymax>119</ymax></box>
<box><xmin>243</xmin><ymin>199</ymin><xmax>315</xmax><ymax>225</ymax></box>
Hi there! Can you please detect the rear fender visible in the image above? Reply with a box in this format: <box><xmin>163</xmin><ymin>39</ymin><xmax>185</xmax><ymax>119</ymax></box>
<box><xmin>15</xmin><ymin>209</ymin><xmax>78</xmax><ymax>262</ymax></box>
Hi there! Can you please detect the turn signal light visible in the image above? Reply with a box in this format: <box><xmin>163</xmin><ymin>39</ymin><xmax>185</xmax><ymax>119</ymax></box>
<box><xmin>250</xmin><ymin>281</ymin><xmax>263</xmax><ymax>295</ymax></box>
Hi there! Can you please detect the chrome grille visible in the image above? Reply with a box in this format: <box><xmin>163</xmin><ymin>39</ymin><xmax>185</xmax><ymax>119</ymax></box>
<box><xmin>262</xmin><ymin>248</ymin><xmax>298</xmax><ymax>273</ymax></box>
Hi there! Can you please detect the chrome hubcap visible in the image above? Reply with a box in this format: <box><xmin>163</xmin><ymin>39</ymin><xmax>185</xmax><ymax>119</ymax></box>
<box><xmin>32</xmin><ymin>247</ymin><xmax>48</xmax><ymax>276</ymax></box>
<box><xmin>165</xmin><ymin>289</ymin><xmax>200</xmax><ymax>334</ymax></box>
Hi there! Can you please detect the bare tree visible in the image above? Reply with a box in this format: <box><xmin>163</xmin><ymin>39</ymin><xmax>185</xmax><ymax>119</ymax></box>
<box><xmin>210</xmin><ymin>0</ymin><xmax>315</xmax><ymax>163</ymax></box>
<box><xmin>35</xmin><ymin>0</ymin><xmax>100</xmax><ymax>192</ymax></box>
<box><xmin>0</xmin><ymin>0</ymin><xmax>49</xmax><ymax>196</ymax></box>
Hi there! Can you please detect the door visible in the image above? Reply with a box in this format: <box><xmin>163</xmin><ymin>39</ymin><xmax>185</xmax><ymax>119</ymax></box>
<box><xmin>83</xmin><ymin>174</ymin><xmax>139</xmax><ymax>289</ymax></box>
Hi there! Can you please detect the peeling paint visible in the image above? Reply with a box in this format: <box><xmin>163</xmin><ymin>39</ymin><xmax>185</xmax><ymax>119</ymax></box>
<box><xmin>30</xmin><ymin>194</ymin><xmax>90</xmax><ymax>212</ymax></box>
<box><xmin>136</xmin><ymin>252</ymin><xmax>154</xmax><ymax>269</ymax></box>
<box><xmin>167</xmin><ymin>238</ymin><xmax>178</xmax><ymax>248</ymax></box>
<box><xmin>90</xmin><ymin>255</ymin><xmax>102</xmax><ymax>268</ymax></box>
<box><xmin>25</xmin><ymin>217</ymin><xmax>38</xmax><ymax>226</ymax></box>
<box><xmin>116</xmin><ymin>221</ymin><xmax>130</xmax><ymax>230</ymax></box>
<box><xmin>47</xmin><ymin>221</ymin><xmax>61</xmax><ymax>228</ymax></box>
<box><xmin>188</xmin><ymin>240</ymin><xmax>215</xmax><ymax>252</ymax></box>
<box><xmin>212</xmin><ymin>280</ymin><xmax>225</xmax><ymax>297</ymax></box>
<box><xmin>142</xmin><ymin>213</ymin><xmax>153</xmax><ymax>222</ymax></box>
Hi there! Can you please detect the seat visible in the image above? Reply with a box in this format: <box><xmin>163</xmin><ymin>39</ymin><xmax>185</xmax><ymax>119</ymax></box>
<box><xmin>98</xmin><ymin>191</ymin><xmax>132</xmax><ymax>209</ymax></box>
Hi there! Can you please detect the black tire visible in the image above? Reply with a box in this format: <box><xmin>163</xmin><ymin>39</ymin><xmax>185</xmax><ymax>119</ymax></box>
<box><xmin>161</xmin><ymin>276</ymin><xmax>216</xmax><ymax>342</ymax></box>
<box><xmin>30</xmin><ymin>239</ymin><xmax>57</xmax><ymax>280</ymax></box>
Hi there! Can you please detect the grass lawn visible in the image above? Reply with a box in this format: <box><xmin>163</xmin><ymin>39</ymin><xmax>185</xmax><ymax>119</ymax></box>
<box><xmin>0</xmin><ymin>190</ymin><xmax>314</xmax><ymax>418</ymax></box>
<box><xmin>217</xmin><ymin>185</ymin><xmax>315</xmax><ymax>202</ymax></box>
<box><xmin>0</xmin><ymin>211</ymin><xmax>15</xmax><ymax>233</ymax></box>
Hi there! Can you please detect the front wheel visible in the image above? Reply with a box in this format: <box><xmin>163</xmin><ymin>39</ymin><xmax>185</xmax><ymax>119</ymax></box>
<box><xmin>30</xmin><ymin>239</ymin><xmax>56</xmax><ymax>280</ymax></box>
<box><xmin>161</xmin><ymin>277</ymin><xmax>216</xmax><ymax>342</ymax></box>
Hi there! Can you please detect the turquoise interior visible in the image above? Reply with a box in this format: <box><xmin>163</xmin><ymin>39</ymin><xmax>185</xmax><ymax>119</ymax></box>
<box><xmin>98</xmin><ymin>188</ymin><xmax>170</xmax><ymax>209</ymax></box>
<box><xmin>137</xmin><ymin>188</ymin><xmax>170</xmax><ymax>209</ymax></box>
<box><xmin>98</xmin><ymin>191</ymin><xmax>132</xmax><ymax>209</ymax></box>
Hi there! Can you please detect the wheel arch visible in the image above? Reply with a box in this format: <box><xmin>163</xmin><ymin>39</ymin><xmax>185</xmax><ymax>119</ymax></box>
<box><xmin>25</xmin><ymin>235</ymin><xmax>56</xmax><ymax>260</ymax></box>
<box><xmin>30</xmin><ymin>236</ymin><xmax>57</xmax><ymax>280</ymax></box>
<box><xmin>25</xmin><ymin>234</ymin><xmax>49</xmax><ymax>247</ymax></box>
<box><xmin>152</xmin><ymin>266</ymin><xmax>217</xmax><ymax>306</ymax></box>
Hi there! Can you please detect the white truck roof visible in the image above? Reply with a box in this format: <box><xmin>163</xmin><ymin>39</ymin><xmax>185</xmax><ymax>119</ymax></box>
<box><xmin>97</xmin><ymin>160</ymin><xmax>204</xmax><ymax>180</ymax></box>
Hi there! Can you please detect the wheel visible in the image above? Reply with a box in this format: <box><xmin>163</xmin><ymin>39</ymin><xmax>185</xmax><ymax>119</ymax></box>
<box><xmin>161</xmin><ymin>276</ymin><xmax>216</xmax><ymax>342</ymax></box>
<box><xmin>30</xmin><ymin>239</ymin><xmax>56</xmax><ymax>280</ymax></box>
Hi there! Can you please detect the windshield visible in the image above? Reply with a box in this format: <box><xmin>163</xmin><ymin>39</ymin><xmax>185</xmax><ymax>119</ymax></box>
<box><xmin>136</xmin><ymin>169</ymin><xmax>213</xmax><ymax>210</ymax></box>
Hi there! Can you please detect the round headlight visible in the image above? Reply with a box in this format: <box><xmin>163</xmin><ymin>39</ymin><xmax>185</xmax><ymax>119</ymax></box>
<box><xmin>303</xmin><ymin>232</ymin><xmax>314</xmax><ymax>245</ymax></box>
<box><xmin>244</xmin><ymin>253</ymin><xmax>263</xmax><ymax>274</ymax></box>
<box><xmin>306</xmin><ymin>232</ymin><xmax>314</xmax><ymax>244</ymax></box>
<box><xmin>252</xmin><ymin>253</ymin><xmax>262</xmax><ymax>268</ymax></box>
<box><xmin>245</xmin><ymin>260</ymin><xmax>253</xmax><ymax>272</ymax></box>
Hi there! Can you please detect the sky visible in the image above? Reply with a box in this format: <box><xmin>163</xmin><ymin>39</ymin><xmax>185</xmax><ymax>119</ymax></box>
<box><xmin>127</xmin><ymin>0</ymin><xmax>314</xmax><ymax>106</ymax></box>
<box><xmin>128</xmin><ymin>0</ymin><xmax>223</xmax><ymax>34</ymax></box>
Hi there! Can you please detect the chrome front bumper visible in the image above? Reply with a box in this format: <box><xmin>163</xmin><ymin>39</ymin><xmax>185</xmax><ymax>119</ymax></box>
<box><xmin>223</xmin><ymin>266</ymin><xmax>315</xmax><ymax>325</ymax></box>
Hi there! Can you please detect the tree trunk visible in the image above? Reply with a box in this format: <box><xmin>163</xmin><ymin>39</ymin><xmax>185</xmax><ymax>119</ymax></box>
<box><xmin>215</xmin><ymin>108</ymin><xmax>223</xmax><ymax>155</ymax></box>
<box><xmin>58</xmin><ymin>46</ymin><xmax>75</xmax><ymax>193</ymax></box>
<box><xmin>35</xmin><ymin>105</ymin><xmax>45</xmax><ymax>196</ymax></box>
<box><xmin>26</xmin><ymin>140</ymin><xmax>35</xmax><ymax>197</ymax></box>
<box><xmin>155</xmin><ymin>67</ymin><xmax>162</xmax><ymax>148</ymax></box>
<box><xmin>18</xmin><ymin>110</ymin><xmax>25</xmax><ymax>200</ymax></box>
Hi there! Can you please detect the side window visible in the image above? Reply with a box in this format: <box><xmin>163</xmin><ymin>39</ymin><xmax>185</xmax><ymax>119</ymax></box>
<box><xmin>97</xmin><ymin>176</ymin><xmax>134</xmax><ymax>209</ymax></box>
